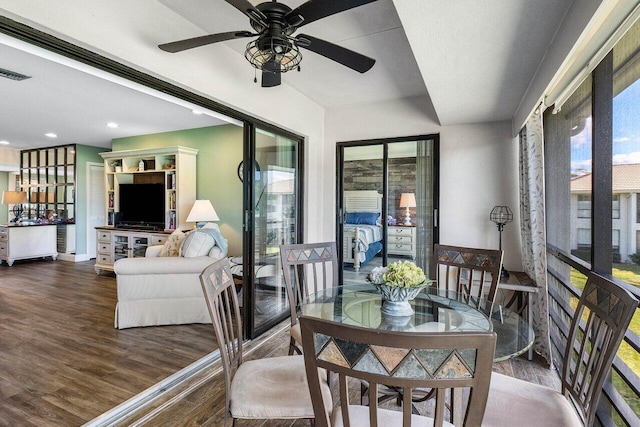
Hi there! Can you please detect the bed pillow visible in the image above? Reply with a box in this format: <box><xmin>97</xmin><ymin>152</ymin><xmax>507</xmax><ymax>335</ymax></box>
<box><xmin>158</xmin><ymin>229</ymin><xmax>185</xmax><ymax>257</ymax></box>
<box><xmin>345</xmin><ymin>212</ymin><xmax>380</xmax><ymax>225</ymax></box>
<box><xmin>180</xmin><ymin>230</ymin><xmax>216</xmax><ymax>258</ymax></box>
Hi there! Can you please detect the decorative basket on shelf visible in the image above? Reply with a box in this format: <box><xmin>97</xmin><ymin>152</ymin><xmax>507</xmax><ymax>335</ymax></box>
<box><xmin>367</xmin><ymin>260</ymin><xmax>434</xmax><ymax>316</ymax></box>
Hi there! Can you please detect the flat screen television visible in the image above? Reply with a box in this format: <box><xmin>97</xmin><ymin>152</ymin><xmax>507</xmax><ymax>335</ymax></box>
<box><xmin>118</xmin><ymin>183</ymin><xmax>165</xmax><ymax>229</ymax></box>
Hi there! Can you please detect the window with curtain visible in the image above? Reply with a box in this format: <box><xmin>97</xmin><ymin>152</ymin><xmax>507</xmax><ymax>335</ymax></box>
<box><xmin>544</xmin><ymin>14</ymin><xmax>640</xmax><ymax>425</ymax></box>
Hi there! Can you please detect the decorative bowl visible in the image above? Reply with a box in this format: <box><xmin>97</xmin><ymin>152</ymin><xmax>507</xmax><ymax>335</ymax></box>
<box><xmin>374</xmin><ymin>281</ymin><xmax>431</xmax><ymax>316</ymax></box>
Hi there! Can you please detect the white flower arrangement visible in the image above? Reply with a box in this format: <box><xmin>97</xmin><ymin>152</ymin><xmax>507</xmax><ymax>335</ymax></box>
<box><xmin>367</xmin><ymin>260</ymin><xmax>429</xmax><ymax>288</ymax></box>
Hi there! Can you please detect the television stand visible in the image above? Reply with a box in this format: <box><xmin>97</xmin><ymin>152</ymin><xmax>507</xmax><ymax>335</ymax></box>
<box><xmin>95</xmin><ymin>227</ymin><xmax>173</xmax><ymax>274</ymax></box>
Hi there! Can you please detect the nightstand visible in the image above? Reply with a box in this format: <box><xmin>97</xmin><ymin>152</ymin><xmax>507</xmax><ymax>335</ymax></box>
<box><xmin>387</xmin><ymin>225</ymin><xmax>416</xmax><ymax>258</ymax></box>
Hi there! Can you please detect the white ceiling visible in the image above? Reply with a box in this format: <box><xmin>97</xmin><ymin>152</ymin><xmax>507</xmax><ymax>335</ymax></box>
<box><xmin>0</xmin><ymin>0</ymin><xmax>576</xmax><ymax>153</ymax></box>
<box><xmin>0</xmin><ymin>41</ymin><xmax>232</xmax><ymax>151</ymax></box>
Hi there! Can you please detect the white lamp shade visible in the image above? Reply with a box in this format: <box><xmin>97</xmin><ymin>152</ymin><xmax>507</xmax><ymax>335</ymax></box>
<box><xmin>186</xmin><ymin>200</ymin><xmax>219</xmax><ymax>223</ymax></box>
<box><xmin>399</xmin><ymin>192</ymin><xmax>417</xmax><ymax>208</ymax></box>
<box><xmin>2</xmin><ymin>191</ymin><xmax>27</xmax><ymax>204</ymax></box>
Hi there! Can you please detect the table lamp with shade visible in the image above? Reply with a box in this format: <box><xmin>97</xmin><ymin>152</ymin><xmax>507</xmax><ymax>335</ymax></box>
<box><xmin>2</xmin><ymin>191</ymin><xmax>28</xmax><ymax>222</ymax></box>
<box><xmin>399</xmin><ymin>192</ymin><xmax>416</xmax><ymax>226</ymax></box>
<box><xmin>186</xmin><ymin>199</ymin><xmax>219</xmax><ymax>228</ymax></box>
<box><xmin>490</xmin><ymin>205</ymin><xmax>513</xmax><ymax>279</ymax></box>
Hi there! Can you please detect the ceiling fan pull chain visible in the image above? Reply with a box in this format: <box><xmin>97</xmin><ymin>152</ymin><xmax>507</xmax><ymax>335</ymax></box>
<box><xmin>254</xmin><ymin>69</ymin><xmax>257</xmax><ymax>84</ymax></box>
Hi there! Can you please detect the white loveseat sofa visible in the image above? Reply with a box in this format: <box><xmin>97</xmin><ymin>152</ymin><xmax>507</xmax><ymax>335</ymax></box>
<box><xmin>114</xmin><ymin>228</ymin><xmax>228</xmax><ymax>329</ymax></box>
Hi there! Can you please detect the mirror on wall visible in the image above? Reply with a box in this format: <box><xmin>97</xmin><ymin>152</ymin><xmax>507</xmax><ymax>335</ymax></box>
<box><xmin>19</xmin><ymin>144</ymin><xmax>76</xmax><ymax>224</ymax></box>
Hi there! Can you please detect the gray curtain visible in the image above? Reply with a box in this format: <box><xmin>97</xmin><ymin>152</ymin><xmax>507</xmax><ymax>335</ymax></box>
<box><xmin>519</xmin><ymin>108</ymin><xmax>552</xmax><ymax>366</ymax></box>
<box><xmin>416</xmin><ymin>139</ymin><xmax>434</xmax><ymax>272</ymax></box>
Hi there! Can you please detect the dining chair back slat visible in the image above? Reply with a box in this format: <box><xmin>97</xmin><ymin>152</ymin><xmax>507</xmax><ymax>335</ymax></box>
<box><xmin>201</xmin><ymin>258</ymin><xmax>324</xmax><ymax>426</ymax></box>
<box><xmin>561</xmin><ymin>272</ymin><xmax>638</xmax><ymax>425</ymax></box>
<box><xmin>280</xmin><ymin>242</ymin><xmax>338</xmax><ymax>354</ymax></box>
<box><xmin>430</xmin><ymin>244</ymin><xmax>503</xmax><ymax>314</ymax></box>
<box><xmin>200</xmin><ymin>258</ymin><xmax>242</xmax><ymax>425</ymax></box>
<box><xmin>301</xmin><ymin>315</ymin><xmax>497</xmax><ymax>427</ymax></box>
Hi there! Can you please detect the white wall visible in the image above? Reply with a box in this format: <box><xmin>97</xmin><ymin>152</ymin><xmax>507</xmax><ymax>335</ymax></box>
<box><xmin>0</xmin><ymin>2</ymin><xmax>523</xmax><ymax>271</ymax></box>
<box><xmin>326</xmin><ymin>96</ymin><xmax>523</xmax><ymax>271</ymax></box>
<box><xmin>0</xmin><ymin>147</ymin><xmax>19</xmax><ymax>171</ymax></box>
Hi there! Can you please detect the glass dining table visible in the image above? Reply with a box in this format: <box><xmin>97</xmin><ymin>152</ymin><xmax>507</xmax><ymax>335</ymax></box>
<box><xmin>301</xmin><ymin>283</ymin><xmax>534</xmax><ymax>362</ymax></box>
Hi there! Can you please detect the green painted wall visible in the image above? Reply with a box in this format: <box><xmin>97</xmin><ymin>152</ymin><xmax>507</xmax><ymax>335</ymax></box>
<box><xmin>112</xmin><ymin>125</ymin><xmax>244</xmax><ymax>256</ymax></box>
<box><xmin>0</xmin><ymin>171</ymin><xmax>8</xmax><ymax>223</ymax></box>
<box><xmin>76</xmin><ymin>145</ymin><xmax>106</xmax><ymax>254</ymax></box>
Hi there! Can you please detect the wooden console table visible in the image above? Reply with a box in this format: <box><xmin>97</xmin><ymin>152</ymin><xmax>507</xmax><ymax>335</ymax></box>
<box><xmin>0</xmin><ymin>224</ymin><xmax>58</xmax><ymax>266</ymax></box>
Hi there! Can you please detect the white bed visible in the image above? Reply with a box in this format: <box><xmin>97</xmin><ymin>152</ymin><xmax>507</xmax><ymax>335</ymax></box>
<box><xmin>342</xmin><ymin>190</ymin><xmax>384</xmax><ymax>271</ymax></box>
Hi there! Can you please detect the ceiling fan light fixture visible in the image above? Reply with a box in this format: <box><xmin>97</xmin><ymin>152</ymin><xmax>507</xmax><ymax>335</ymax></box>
<box><xmin>245</xmin><ymin>36</ymin><xmax>302</xmax><ymax>73</ymax></box>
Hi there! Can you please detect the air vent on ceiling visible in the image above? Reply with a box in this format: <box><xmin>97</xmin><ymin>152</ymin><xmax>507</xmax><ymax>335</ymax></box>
<box><xmin>0</xmin><ymin>67</ymin><xmax>31</xmax><ymax>81</ymax></box>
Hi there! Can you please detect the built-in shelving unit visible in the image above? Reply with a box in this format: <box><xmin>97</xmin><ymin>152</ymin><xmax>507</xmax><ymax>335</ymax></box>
<box><xmin>100</xmin><ymin>146</ymin><xmax>198</xmax><ymax>231</ymax></box>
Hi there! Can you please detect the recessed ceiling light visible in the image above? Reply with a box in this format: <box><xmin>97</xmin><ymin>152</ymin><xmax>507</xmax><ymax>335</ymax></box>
<box><xmin>106</xmin><ymin>122</ymin><xmax>119</xmax><ymax>128</ymax></box>
<box><xmin>192</xmin><ymin>109</ymin><xmax>203</xmax><ymax>115</ymax></box>
<box><xmin>0</xmin><ymin>140</ymin><xmax>9</xmax><ymax>145</ymax></box>
<box><xmin>45</xmin><ymin>133</ymin><xmax>57</xmax><ymax>138</ymax></box>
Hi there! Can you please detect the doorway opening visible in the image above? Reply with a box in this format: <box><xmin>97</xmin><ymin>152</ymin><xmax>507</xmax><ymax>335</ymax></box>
<box><xmin>336</xmin><ymin>135</ymin><xmax>439</xmax><ymax>284</ymax></box>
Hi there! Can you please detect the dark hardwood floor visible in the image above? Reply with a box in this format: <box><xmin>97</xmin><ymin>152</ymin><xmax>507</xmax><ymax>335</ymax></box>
<box><xmin>0</xmin><ymin>258</ymin><xmax>560</xmax><ymax>426</ymax></box>
<box><xmin>0</xmin><ymin>258</ymin><xmax>215</xmax><ymax>426</ymax></box>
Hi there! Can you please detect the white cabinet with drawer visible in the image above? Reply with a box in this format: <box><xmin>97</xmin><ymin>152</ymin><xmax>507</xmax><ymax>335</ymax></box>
<box><xmin>387</xmin><ymin>226</ymin><xmax>416</xmax><ymax>258</ymax></box>
<box><xmin>94</xmin><ymin>227</ymin><xmax>172</xmax><ymax>274</ymax></box>
<box><xmin>0</xmin><ymin>224</ymin><xmax>58</xmax><ymax>266</ymax></box>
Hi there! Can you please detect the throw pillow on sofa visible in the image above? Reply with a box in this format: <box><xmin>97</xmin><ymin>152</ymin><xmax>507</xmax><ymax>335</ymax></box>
<box><xmin>159</xmin><ymin>229</ymin><xmax>185</xmax><ymax>257</ymax></box>
<box><xmin>180</xmin><ymin>230</ymin><xmax>216</xmax><ymax>258</ymax></box>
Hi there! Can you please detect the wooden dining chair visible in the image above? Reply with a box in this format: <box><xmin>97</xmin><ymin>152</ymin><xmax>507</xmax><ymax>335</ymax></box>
<box><xmin>300</xmin><ymin>315</ymin><xmax>497</xmax><ymax>427</ymax></box>
<box><xmin>430</xmin><ymin>244</ymin><xmax>503</xmax><ymax>314</ymax></box>
<box><xmin>483</xmin><ymin>272</ymin><xmax>638</xmax><ymax>427</ymax></box>
<box><xmin>199</xmin><ymin>258</ymin><xmax>331</xmax><ymax>427</ymax></box>
<box><xmin>280</xmin><ymin>241</ymin><xmax>339</xmax><ymax>355</ymax></box>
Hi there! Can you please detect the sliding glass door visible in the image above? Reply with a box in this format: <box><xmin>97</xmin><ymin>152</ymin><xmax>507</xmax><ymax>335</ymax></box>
<box><xmin>337</xmin><ymin>136</ymin><xmax>438</xmax><ymax>284</ymax></box>
<box><xmin>243</xmin><ymin>125</ymin><xmax>303</xmax><ymax>338</ymax></box>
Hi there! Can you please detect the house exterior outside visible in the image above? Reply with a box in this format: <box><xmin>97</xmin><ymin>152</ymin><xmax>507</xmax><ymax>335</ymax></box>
<box><xmin>571</xmin><ymin>163</ymin><xmax>640</xmax><ymax>263</ymax></box>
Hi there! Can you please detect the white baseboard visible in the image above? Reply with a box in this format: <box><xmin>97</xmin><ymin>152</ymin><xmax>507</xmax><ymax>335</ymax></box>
<box><xmin>57</xmin><ymin>253</ymin><xmax>91</xmax><ymax>262</ymax></box>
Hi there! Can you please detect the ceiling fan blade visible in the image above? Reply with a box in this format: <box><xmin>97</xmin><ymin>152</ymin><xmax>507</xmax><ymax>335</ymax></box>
<box><xmin>225</xmin><ymin>0</ymin><xmax>268</xmax><ymax>26</ymax></box>
<box><xmin>297</xmin><ymin>34</ymin><xmax>375</xmax><ymax>73</ymax></box>
<box><xmin>262</xmin><ymin>70</ymin><xmax>281</xmax><ymax>88</ymax></box>
<box><xmin>287</xmin><ymin>0</ymin><xmax>378</xmax><ymax>27</ymax></box>
<box><xmin>158</xmin><ymin>31</ymin><xmax>254</xmax><ymax>53</ymax></box>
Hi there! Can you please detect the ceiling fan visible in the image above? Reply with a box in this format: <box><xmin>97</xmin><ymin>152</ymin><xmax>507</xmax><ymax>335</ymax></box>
<box><xmin>159</xmin><ymin>0</ymin><xmax>377</xmax><ymax>87</ymax></box>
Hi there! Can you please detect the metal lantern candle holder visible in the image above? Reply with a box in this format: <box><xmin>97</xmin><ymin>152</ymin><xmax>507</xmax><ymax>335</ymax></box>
<box><xmin>490</xmin><ymin>205</ymin><xmax>513</xmax><ymax>278</ymax></box>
